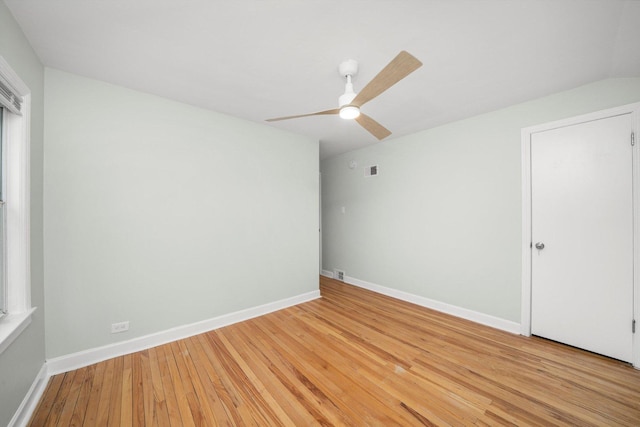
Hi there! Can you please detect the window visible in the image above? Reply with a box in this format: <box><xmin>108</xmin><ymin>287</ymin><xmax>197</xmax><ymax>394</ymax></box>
<box><xmin>0</xmin><ymin>55</ymin><xmax>33</xmax><ymax>354</ymax></box>
<box><xmin>0</xmin><ymin>107</ymin><xmax>5</xmax><ymax>317</ymax></box>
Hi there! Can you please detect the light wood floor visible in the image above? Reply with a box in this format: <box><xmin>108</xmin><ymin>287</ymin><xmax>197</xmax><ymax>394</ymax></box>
<box><xmin>30</xmin><ymin>276</ymin><xmax>640</xmax><ymax>426</ymax></box>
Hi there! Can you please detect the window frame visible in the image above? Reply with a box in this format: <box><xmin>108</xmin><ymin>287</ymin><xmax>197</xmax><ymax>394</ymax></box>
<box><xmin>0</xmin><ymin>55</ymin><xmax>33</xmax><ymax>355</ymax></box>
<box><xmin>1</xmin><ymin>107</ymin><xmax>6</xmax><ymax>317</ymax></box>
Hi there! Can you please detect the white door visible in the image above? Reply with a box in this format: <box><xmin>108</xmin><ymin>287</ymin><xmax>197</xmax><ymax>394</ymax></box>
<box><xmin>530</xmin><ymin>113</ymin><xmax>634</xmax><ymax>362</ymax></box>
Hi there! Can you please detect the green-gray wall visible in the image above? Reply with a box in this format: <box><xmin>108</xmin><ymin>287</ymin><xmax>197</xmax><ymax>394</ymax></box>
<box><xmin>0</xmin><ymin>3</ymin><xmax>45</xmax><ymax>426</ymax></box>
<box><xmin>321</xmin><ymin>78</ymin><xmax>640</xmax><ymax>323</ymax></box>
<box><xmin>44</xmin><ymin>69</ymin><xmax>319</xmax><ymax>358</ymax></box>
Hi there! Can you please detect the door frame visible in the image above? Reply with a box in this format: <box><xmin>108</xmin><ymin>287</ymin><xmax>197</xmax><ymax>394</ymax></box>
<box><xmin>521</xmin><ymin>102</ymin><xmax>640</xmax><ymax>368</ymax></box>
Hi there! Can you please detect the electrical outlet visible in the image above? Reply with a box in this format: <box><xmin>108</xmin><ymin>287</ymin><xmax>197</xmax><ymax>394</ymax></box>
<box><xmin>334</xmin><ymin>269</ymin><xmax>345</xmax><ymax>281</ymax></box>
<box><xmin>111</xmin><ymin>321</ymin><xmax>129</xmax><ymax>334</ymax></box>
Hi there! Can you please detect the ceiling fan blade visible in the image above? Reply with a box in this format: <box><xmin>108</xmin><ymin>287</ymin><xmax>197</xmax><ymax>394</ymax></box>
<box><xmin>266</xmin><ymin>109</ymin><xmax>340</xmax><ymax>122</ymax></box>
<box><xmin>351</xmin><ymin>51</ymin><xmax>422</xmax><ymax>108</ymax></box>
<box><xmin>355</xmin><ymin>113</ymin><xmax>392</xmax><ymax>140</ymax></box>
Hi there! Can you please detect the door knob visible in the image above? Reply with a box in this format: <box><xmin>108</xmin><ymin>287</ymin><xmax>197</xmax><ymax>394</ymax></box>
<box><xmin>535</xmin><ymin>242</ymin><xmax>545</xmax><ymax>250</ymax></box>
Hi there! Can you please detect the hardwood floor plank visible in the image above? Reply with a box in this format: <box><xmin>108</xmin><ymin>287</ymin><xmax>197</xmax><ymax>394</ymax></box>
<box><xmin>140</xmin><ymin>349</ymin><xmax>160</xmax><ymax>426</ymax></box>
<box><xmin>93</xmin><ymin>357</ymin><xmax>114</xmax><ymax>426</ymax></box>
<box><xmin>162</xmin><ymin>342</ymin><xmax>196</xmax><ymax>427</ymax></box>
<box><xmin>26</xmin><ymin>372</ymin><xmax>65</xmax><ymax>427</ymax></box>
<box><xmin>28</xmin><ymin>277</ymin><xmax>640</xmax><ymax>426</ymax></box>
<box><xmin>120</xmin><ymin>353</ymin><xmax>133</xmax><ymax>426</ymax></box>
<box><xmin>275</xmin><ymin>307</ymin><xmax>489</xmax><ymax>425</ymax></box>
<box><xmin>155</xmin><ymin>344</ymin><xmax>185</xmax><ymax>427</ymax></box>
<box><xmin>106</xmin><ymin>356</ymin><xmax>124</xmax><ymax>427</ymax></box>
<box><xmin>71</xmin><ymin>364</ymin><xmax>96</xmax><ymax>425</ymax></box>
<box><xmin>294</xmin><ymin>310</ymin><xmax>492</xmax><ymax>424</ymax></box>
<box><xmin>241</xmin><ymin>322</ymin><xmax>360</xmax><ymax>426</ymax></box>
<box><xmin>256</xmin><ymin>313</ymin><xmax>416</xmax><ymax>425</ymax></box>
<box><xmin>132</xmin><ymin>352</ymin><xmax>145</xmax><ymax>426</ymax></box>
<box><xmin>194</xmin><ymin>333</ymin><xmax>246</xmax><ymax>425</ymax></box>
<box><xmin>81</xmin><ymin>360</ymin><xmax>106</xmax><ymax>426</ymax></box>
<box><xmin>147</xmin><ymin>346</ymin><xmax>172</xmax><ymax>427</ymax></box>
<box><xmin>174</xmin><ymin>338</ymin><xmax>219</xmax><ymax>426</ymax></box>
<box><xmin>56</xmin><ymin>366</ymin><xmax>88</xmax><ymax>426</ymax></box>
<box><xmin>182</xmin><ymin>337</ymin><xmax>231</xmax><ymax>426</ymax></box>
<box><xmin>215</xmin><ymin>329</ymin><xmax>294</xmax><ymax>426</ymax></box>
<box><xmin>205</xmin><ymin>331</ymin><xmax>272</xmax><ymax>426</ymax></box>
<box><xmin>43</xmin><ymin>372</ymin><xmax>75</xmax><ymax>427</ymax></box>
<box><xmin>231</xmin><ymin>321</ymin><xmax>347</xmax><ymax>426</ymax></box>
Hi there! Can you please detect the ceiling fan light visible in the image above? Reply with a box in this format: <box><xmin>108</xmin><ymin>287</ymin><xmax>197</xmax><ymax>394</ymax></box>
<box><xmin>340</xmin><ymin>105</ymin><xmax>360</xmax><ymax>120</ymax></box>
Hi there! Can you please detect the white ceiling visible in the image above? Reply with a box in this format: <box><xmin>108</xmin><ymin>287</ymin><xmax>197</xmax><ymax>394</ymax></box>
<box><xmin>5</xmin><ymin>0</ymin><xmax>640</xmax><ymax>159</ymax></box>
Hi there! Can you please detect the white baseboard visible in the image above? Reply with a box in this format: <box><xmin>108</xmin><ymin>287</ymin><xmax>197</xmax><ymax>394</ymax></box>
<box><xmin>8</xmin><ymin>363</ymin><xmax>48</xmax><ymax>427</ymax></box>
<box><xmin>342</xmin><ymin>275</ymin><xmax>521</xmax><ymax>334</ymax></box>
<box><xmin>47</xmin><ymin>290</ymin><xmax>320</xmax><ymax>375</ymax></box>
<box><xmin>320</xmin><ymin>269</ymin><xmax>334</xmax><ymax>278</ymax></box>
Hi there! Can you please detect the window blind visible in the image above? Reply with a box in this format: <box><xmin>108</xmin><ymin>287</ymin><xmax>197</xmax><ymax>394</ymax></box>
<box><xmin>0</xmin><ymin>78</ymin><xmax>22</xmax><ymax>115</ymax></box>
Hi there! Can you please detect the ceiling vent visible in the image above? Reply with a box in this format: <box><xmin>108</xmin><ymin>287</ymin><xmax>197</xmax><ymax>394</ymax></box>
<box><xmin>365</xmin><ymin>165</ymin><xmax>379</xmax><ymax>177</ymax></box>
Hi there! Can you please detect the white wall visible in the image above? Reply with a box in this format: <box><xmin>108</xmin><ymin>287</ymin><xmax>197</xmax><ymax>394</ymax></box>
<box><xmin>44</xmin><ymin>69</ymin><xmax>319</xmax><ymax>358</ymax></box>
<box><xmin>0</xmin><ymin>3</ymin><xmax>45</xmax><ymax>426</ymax></box>
<box><xmin>321</xmin><ymin>78</ymin><xmax>640</xmax><ymax>324</ymax></box>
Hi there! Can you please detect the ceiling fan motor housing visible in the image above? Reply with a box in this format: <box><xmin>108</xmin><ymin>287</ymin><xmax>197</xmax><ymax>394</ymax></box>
<box><xmin>339</xmin><ymin>88</ymin><xmax>356</xmax><ymax>108</ymax></box>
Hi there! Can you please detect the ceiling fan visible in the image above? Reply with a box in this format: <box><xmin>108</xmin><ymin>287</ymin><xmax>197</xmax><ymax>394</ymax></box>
<box><xmin>266</xmin><ymin>51</ymin><xmax>422</xmax><ymax>140</ymax></box>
